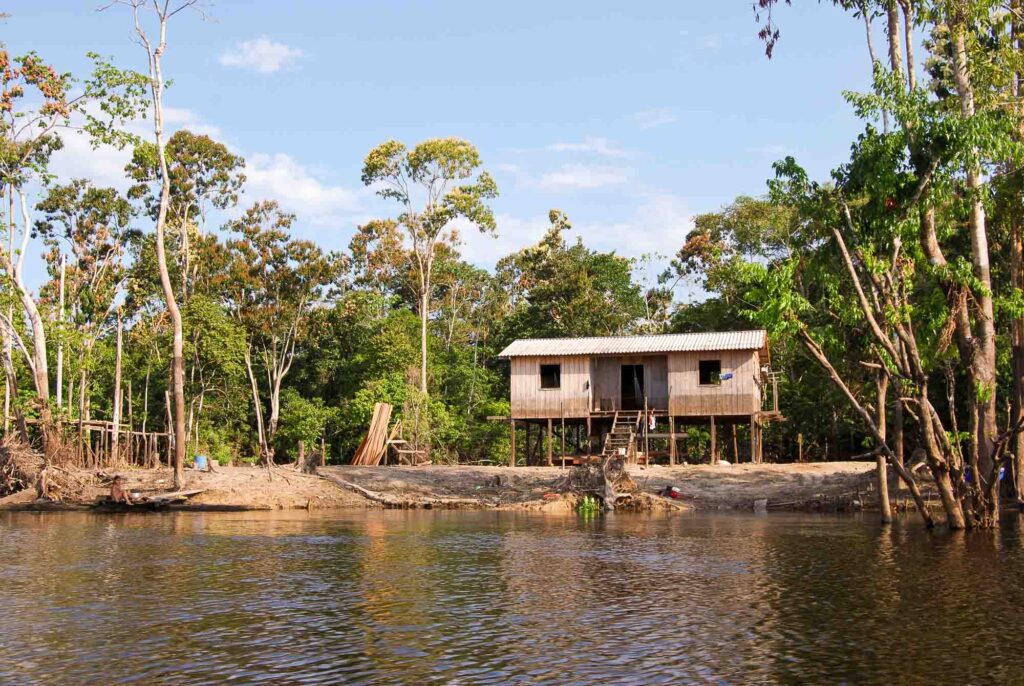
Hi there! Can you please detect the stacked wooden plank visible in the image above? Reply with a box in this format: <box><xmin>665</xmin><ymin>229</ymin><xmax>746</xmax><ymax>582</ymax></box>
<box><xmin>351</xmin><ymin>403</ymin><xmax>393</xmax><ymax>465</ymax></box>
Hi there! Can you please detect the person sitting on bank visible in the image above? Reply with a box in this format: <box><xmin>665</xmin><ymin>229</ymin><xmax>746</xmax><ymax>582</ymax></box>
<box><xmin>110</xmin><ymin>476</ymin><xmax>133</xmax><ymax>504</ymax></box>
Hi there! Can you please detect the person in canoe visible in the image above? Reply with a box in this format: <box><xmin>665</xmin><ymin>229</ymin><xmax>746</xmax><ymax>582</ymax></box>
<box><xmin>110</xmin><ymin>476</ymin><xmax>134</xmax><ymax>505</ymax></box>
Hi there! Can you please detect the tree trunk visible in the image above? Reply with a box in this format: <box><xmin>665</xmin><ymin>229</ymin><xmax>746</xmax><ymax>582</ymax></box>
<box><xmin>1014</xmin><ymin>1</ymin><xmax>1024</xmax><ymax>501</ymax></box>
<box><xmin>885</xmin><ymin>0</ymin><xmax>904</xmax><ymax>78</ymax></box>
<box><xmin>952</xmin><ymin>26</ymin><xmax>998</xmax><ymax>523</ymax></box>
<box><xmin>56</xmin><ymin>254</ymin><xmax>65</xmax><ymax>411</ymax></box>
<box><xmin>797</xmin><ymin>330</ymin><xmax>934</xmax><ymax>527</ymax></box>
<box><xmin>111</xmin><ymin>313</ymin><xmax>123</xmax><ymax>464</ymax></box>
<box><xmin>267</xmin><ymin>370</ymin><xmax>283</xmax><ymax>461</ymax></box>
<box><xmin>420</xmin><ymin>288</ymin><xmax>429</xmax><ymax>394</ymax></box>
<box><xmin>147</xmin><ymin>25</ymin><xmax>187</xmax><ymax>490</ymax></box>
<box><xmin>876</xmin><ymin>373</ymin><xmax>893</xmax><ymax>524</ymax></box>
<box><xmin>244</xmin><ymin>347</ymin><xmax>269</xmax><ymax>462</ymax></box>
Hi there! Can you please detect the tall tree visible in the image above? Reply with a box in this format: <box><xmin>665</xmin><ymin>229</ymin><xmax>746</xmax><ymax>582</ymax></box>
<box><xmin>107</xmin><ymin>0</ymin><xmax>199</xmax><ymax>488</ymax></box>
<box><xmin>360</xmin><ymin>138</ymin><xmax>498</xmax><ymax>394</ymax></box>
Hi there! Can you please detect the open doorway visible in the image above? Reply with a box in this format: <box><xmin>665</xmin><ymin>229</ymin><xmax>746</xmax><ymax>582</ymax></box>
<box><xmin>621</xmin><ymin>364</ymin><xmax>645</xmax><ymax>411</ymax></box>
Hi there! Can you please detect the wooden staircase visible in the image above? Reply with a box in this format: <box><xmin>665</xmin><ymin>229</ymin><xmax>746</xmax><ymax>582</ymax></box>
<box><xmin>602</xmin><ymin>411</ymin><xmax>641</xmax><ymax>462</ymax></box>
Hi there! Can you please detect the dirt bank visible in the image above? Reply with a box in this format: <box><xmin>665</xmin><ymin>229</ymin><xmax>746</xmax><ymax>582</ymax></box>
<box><xmin>1</xmin><ymin>455</ymin><xmax>887</xmax><ymax>513</ymax></box>
<box><xmin>320</xmin><ymin>461</ymin><xmax>884</xmax><ymax>512</ymax></box>
<box><xmin>0</xmin><ymin>464</ymin><xmax>370</xmax><ymax>511</ymax></box>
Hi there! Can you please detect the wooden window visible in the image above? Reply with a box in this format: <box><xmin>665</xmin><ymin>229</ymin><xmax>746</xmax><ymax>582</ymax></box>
<box><xmin>540</xmin><ymin>364</ymin><xmax>561</xmax><ymax>389</ymax></box>
<box><xmin>699</xmin><ymin>359</ymin><xmax>721</xmax><ymax>386</ymax></box>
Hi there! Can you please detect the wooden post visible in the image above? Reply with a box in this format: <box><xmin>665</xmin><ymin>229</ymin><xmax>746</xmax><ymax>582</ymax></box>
<box><xmin>710</xmin><ymin>415</ymin><xmax>717</xmax><ymax>464</ymax></box>
<box><xmin>642</xmin><ymin>395</ymin><xmax>649</xmax><ymax>462</ymax></box>
<box><xmin>509</xmin><ymin>418</ymin><xmax>516</xmax><ymax>467</ymax></box>
<box><xmin>111</xmin><ymin>312</ymin><xmax>123</xmax><ymax>464</ymax></box>
<box><xmin>732</xmin><ymin>424</ymin><xmax>739</xmax><ymax>464</ymax></box>
<box><xmin>586</xmin><ymin>415</ymin><xmax>592</xmax><ymax>457</ymax></box>
<box><xmin>560</xmin><ymin>412</ymin><xmax>566</xmax><ymax>468</ymax></box>
<box><xmin>750</xmin><ymin>415</ymin><xmax>756</xmax><ymax>464</ymax></box>
<box><xmin>298</xmin><ymin>440</ymin><xmax>306</xmax><ymax>470</ymax></box>
<box><xmin>798</xmin><ymin>433</ymin><xmax>804</xmax><ymax>463</ymax></box>
<box><xmin>546</xmin><ymin>418</ymin><xmax>553</xmax><ymax>466</ymax></box>
<box><xmin>669</xmin><ymin>414</ymin><xmax>677</xmax><ymax>466</ymax></box>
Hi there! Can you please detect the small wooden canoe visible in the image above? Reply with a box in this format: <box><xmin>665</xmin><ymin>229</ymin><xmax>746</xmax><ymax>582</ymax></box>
<box><xmin>91</xmin><ymin>498</ymin><xmax>167</xmax><ymax>513</ymax></box>
<box><xmin>91</xmin><ymin>489</ymin><xmax>206</xmax><ymax>513</ymax></box>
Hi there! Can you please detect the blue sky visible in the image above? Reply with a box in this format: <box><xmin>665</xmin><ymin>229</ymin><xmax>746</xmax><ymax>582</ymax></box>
<box><xmin>8</xmin><ymin>1</ymin><xmax>874</xmax><ymax>298</ymax></box>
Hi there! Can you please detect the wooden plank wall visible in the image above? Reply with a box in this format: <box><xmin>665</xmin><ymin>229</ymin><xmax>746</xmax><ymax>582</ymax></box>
<box><xmin>591</xmin><ymin>355</ymin><xmax>669</xmax><ymax>411</ymax></box>
<box><xmin>668</xmin><ymin>349</ymin><xmax>761</xmax><ymax>416</ymax></box>
<box><xmin>592</xmin><ymin>357</ymin><xmax>619</xmax><ymax>411</ymax></box>
<box><xmin>510</xmin><ymin>355</ymin><xmax>591</xmax><ymax>419</ymax></box>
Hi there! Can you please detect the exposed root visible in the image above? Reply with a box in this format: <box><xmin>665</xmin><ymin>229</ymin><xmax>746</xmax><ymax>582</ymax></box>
<box><xmin>558</xmin><ymin>456</ymin><xmax>650</xmax><ymax>511</ymax></box>
<box><xmin>0</xmin><ymin>438</ymin><xmax>92</xmax><ymax>501</ymax></box>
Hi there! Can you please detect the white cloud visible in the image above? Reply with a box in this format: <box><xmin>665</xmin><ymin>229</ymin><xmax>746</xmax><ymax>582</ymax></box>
<box><xmin>244</xmin><ymin>152</ymin><xmax>363</xmax><ymax>225</ymax></box>
<box><xmin>548</xmin><ymin>136</ymin><xmax>626</xmax><ymax>157</ymax></box>
<box><xmin>456</xmin><ymin>193</ymin><xmax>696</xmax><ymax>275</ymax></box>
<box><xmin>634</xmin><ymin>108</ymin><xmax>677</xmax><ymax>129</ymax></box>
<box><xmin>590</xmin><ymin>193</ymin><xmax>695</xmax><ymax>257</ymax></box>
<box><xmin>457</xmin><ymin>213</ymin><xmax>550</xmax><ymax>267</ymax></box>
<box><xmin>48</xmin><ymin>106</ymin><xmax>221</xmax><ymax>192</ymax></box>
<box><xmin>219</xmin><ymin>38</ymin><xmax>304</xmax><ymax>74</ymax></box>
<box><xmin>163</xmin><ymin>107</ymin><xmax>222</xmax><ymax>138</ymax></box>
<box><xmin>697</xmin><ymin>33</ymin><xmax>722</xmax><ymax>50</ymax></box>
<box><xmin>535</xmin><ymin>164</ymin><xmax>633</xmax><ymax>191</ymax></box>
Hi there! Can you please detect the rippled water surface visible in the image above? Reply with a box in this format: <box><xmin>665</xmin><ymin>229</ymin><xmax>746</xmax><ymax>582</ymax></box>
<box><xmin>1</xmin><ymin>510</ymin><xmax>1023</xmax><ymax>685</ymax></box>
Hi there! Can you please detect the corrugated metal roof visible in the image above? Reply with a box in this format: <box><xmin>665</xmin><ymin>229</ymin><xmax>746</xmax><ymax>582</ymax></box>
<box><xmin>497</xmin><ymin>330</ymin><xmax>767</xmax><ymax>358</ymax></box>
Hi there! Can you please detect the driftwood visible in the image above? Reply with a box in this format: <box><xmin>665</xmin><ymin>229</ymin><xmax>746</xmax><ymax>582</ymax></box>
<box><xmin>322</xmin><ymin>473</ymin><xmax>487</xmax><ymax>509</ymax></box>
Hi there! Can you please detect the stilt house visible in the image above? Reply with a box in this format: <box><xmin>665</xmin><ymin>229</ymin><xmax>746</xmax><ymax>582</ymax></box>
<box><xmin>497</xmin><ymin>330</ymin><xmax>780</xmax><ymax>465</ymax></box>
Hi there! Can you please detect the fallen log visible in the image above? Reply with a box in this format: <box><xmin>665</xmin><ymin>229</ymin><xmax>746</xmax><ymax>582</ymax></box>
<box><xmin>322</xmin><ymin>473</ymin><xmax>488</xmax><ymax>509</ymax></box>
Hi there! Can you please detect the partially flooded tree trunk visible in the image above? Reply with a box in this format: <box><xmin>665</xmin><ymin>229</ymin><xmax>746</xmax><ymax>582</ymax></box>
<box><xmin>797</xmin><ymin>330</ymin><xmax>934</xmax><ymax>527</ymax></box>
<box><xmin>876</xmin><ymin>373</ymin><xmax>893</xmax><ymax>524</ymax></box>
<box><xmin>952</xmin><ymin>26</ymin><xmax>999</xmax><ymax>525</ymax></box>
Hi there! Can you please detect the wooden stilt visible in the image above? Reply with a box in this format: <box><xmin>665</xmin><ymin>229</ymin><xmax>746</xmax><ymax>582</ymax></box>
<box><xmin>669</xmin><ymin>414</ymin><xmax>677</xmax><ymax>465</ymax></box>
<box><xmin>560</xmin><ymin>412</ymin><xmax>566</xmax><ymax>468</ymax></box>
<box><xmin>546</xmin><ymin>418</ymin><xmax>553</xmax><ymax>467</ymax></box>
<box><xmin>750</xmin><ymin>415</ymin><xmax>756</xmax><ymax>464</ymax></box>
<box><xmin>732</xmin><ymin>424</ymin><xmax>739</xmax><ymax>464</ymax></box>
<box><xmin>586</xmin><ymin>415</ymin><xmax>592</xmax><ymax>457</ymax></box>
<box><xmin>509</xmin><ymin>418</ymin><xmax>516</xmax><ymax>467</ymax></box>
<box><xmin>710</xmin><ymin>415</ymin><xmax>717</xmax><ymax>464</ymax></box>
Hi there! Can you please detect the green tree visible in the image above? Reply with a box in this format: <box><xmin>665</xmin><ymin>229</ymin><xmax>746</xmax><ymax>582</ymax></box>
<box><xmin>221</xmin><ymin>201</ymin><xmax>346</xmax><ymax>462</ymax></box>
<box><xmin>495</xmin><ymin>210</ymin><xmax>645</xmax><ymax>341</ymax></box>
<box><xmin>359</xmin><ymin>137</ymin><xmax>498</xmax><ymax>394</ymax></box>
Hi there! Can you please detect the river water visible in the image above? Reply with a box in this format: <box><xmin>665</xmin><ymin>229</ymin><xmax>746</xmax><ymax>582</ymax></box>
<box><xmin>0</xmin><ymin>510</ymin><xmax>1022</xmax><ymax>685</ymax></box>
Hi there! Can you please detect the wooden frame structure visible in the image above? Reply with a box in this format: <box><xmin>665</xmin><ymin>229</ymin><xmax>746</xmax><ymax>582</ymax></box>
<box><xmin>496</xmin><ymin>331</ymin><xmax>782</xmax><ymax>466</ymax></box>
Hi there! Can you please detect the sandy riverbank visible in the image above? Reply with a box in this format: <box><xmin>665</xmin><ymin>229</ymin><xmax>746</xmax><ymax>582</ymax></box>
<box><xmin>0</xmin><ymin>458</ymin><xmax>888</xmax><ymax>513</ymax></box>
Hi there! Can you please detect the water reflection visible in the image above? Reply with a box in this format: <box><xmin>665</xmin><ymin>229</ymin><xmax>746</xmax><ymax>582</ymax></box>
<box><xmin>0</xmin><ymin>510</ymin><xmax>1022</xmax><ymax>684</ymax></box>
